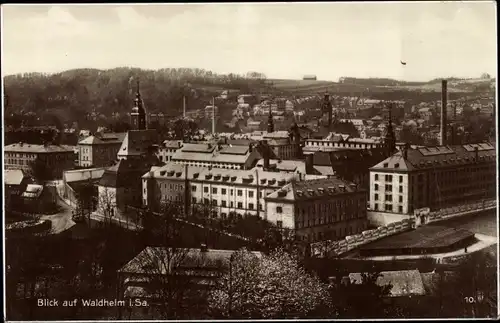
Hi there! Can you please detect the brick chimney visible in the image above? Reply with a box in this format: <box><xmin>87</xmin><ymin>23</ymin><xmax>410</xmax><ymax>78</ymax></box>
<box><xmin>474</xmin><ymin>146</ymin><xmax>479</xmax><ymax>161</ymax></box>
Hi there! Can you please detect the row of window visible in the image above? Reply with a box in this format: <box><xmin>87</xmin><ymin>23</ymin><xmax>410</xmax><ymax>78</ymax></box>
<box><xmin>198</xmin><ymin>186</ymin><xmax>257</xmax><ymax>197</ymax></box>
<box><xmin>192</xmin><ymin>197</ymin><xmax>265</xmax><ymax>211</ymax></box>
<box><xmin>174</xmin><ymin>161</ymin><xmax>243</xmax><ymax>170</ymax></box>
<box><xmin>374</xmin><ymin>194</ymin><xmax>404</xmax><ymax>203</ymax></box>
<box><xmin>374</xmin><ymin>184</ymin><xmax>404</xmax><ymax>193</ymax></box>
<box><xmin>5</xmin><ymin>153</ymin><xmax>37</xmax><ymax>159</ymax></box>
<box><xmin>374</xmin><ymin>174</ymin><xmax>404</xmax><ymax>182</ymax></box>
<box><xmin>372</xmin><ymin>204</ymin><xmax>404</xmax><ymax>213</ymax></box>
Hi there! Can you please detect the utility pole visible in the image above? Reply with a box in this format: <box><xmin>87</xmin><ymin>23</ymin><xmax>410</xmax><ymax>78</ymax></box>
<box><xmin>212</xmin><ymin>96</ymin><xmax>216</xmax><ymax>134</ymax></box>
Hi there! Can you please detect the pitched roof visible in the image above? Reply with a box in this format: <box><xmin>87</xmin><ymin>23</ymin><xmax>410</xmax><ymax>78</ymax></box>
<box><xmin>63</xmin><ymin>167</ymin><xmax>107</xmax><ymax>183</ymax></box>
<box><xmin>255</xmin><ymin>159</ymin><xmax>306</xmax><ymax>173</ymax></box>
<box><xmin>5</xmin><ymin>143</ymin><xmax>74</xmax><ymax>154</ymax></box>
<box><xmin>99</xmin><ymin>159</ymin><xmax>153</xmax><ymax>188</ymax></box>
<box><xmin>79</xmin><ymin>132</ymin><xmax>126</xmax><ymax>145</ymax></box>
<box><xmin>163</xmin><ymin>140</ymin><xmax>183</xmax><ymax>149</ymax></box>
<box><xmin>349</xmin><ymin>270</ymin><xmax>426</xmax><ymax>297</ymax></box>
<box><xmin>172</xmin><ymin>143</ymin><xmax>256</xmax><ymax>165</ymax></box>
<box><xmin>117</xmin><ymin>130</ymin><xmax>159</xmax><ymax>158</ymax></box>
<box><xmin>118</xmin><ymin>246</ymin><xmax>263</xmax><ymax>274</ymax></box>
<box><xmin>371</xmin><ymin>142</ymin><xmax>496</xmax><ymax>171</ymax></box>
<box><xmin>266</xmin><ymin>177</ymin><xmax>362</xmax><ymax>202</ymax></box>
<box><xmin>22</xmin><ymin>184</ymin><xmax>44</xmax><ymax>198</ymax></box>
<box><xmin>5</xmin><ymin>169</ymin><xmax>26</xmax><ymax>185</ymax></box>
<box><xmin>143</xmin><ymin>163</ymin><xmax>298</xmax><ymax>189</ymax></box>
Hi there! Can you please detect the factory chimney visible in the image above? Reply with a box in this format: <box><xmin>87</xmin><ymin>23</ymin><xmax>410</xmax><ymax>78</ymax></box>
<box><xmin>183</xmin><ymin>96</ymin><xmax>186</xmax><ymax>118</ymax></box>
<box><xmin>440</xmin><ymin>80</ymin><xmax>448</xmax><ymax>146</ymax></box>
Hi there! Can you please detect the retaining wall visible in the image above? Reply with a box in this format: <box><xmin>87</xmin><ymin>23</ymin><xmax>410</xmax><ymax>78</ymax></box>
<box><xmin>311</xmin><ymin>199</ymin><xmax>497</xmax><ymax>258</ymax></box>
<box><xmin>311</xmin><ymin>218</ymin><xmax>415</xmax><ymax>258</ymax></box>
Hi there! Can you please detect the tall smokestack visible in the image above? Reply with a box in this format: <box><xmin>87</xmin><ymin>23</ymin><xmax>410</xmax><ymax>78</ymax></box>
<box><xmin>183</xmin><ymin>96</ymin><xmax>186</xmax><ymax>118</ymax></box>
<box><xmin>440</xmin><ymin>80</ymin><xmax>448</xmax><ymax>146</ymax></box>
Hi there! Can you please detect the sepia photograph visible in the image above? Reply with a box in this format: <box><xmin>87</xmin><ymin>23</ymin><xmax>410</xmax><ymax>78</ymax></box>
<box><xmin>2</xmin><ymin>2</ymin><xmax>498</xmax><ymax>321</ymax></box>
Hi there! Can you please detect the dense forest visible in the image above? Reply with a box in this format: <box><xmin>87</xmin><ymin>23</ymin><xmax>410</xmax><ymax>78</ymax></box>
<box><xmin>3</xmin><ymin>68</ymin><xmax>271</xmax><ymax>128</ymax></box>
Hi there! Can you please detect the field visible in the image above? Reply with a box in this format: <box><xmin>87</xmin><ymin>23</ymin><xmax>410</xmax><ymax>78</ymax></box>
<box><xmin>267</xmin><ymin>78</ymin><xmax>487</xmax><ymax>95</ymax></box>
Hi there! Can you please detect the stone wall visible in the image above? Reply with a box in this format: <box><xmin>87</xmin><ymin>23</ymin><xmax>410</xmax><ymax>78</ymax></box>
<box><xmin>426</xmin><ymin>200</ymin><xmax>496</xmax><ymax>224</ymax></box>
<box><xmin>311</xmin><ymin>218</ymin><xmax>415</xmax><ymax>258</ymax></box>
<box><xmin>311</xmin><ymin>199</ymin><xmax>497</xmax><ymax>258</ymax></box>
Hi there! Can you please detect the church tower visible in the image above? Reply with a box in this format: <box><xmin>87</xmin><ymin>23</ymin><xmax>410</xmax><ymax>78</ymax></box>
<box><xmin>131</xmin><ymin>80</ymin><xmax>147</xmax><ymax>130</ymax></box>
<box><xmin>384</xmin><ymin>102</ymin><xmax>396</xmax><ymax>155</ymax></box>
<box><xmin>267</xmin><ymin>105</ymin><xmax>274</xmax><ymax>133</ymax></box>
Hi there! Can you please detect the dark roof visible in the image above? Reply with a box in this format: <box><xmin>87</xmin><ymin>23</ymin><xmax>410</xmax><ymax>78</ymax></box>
<box><xmin>5</xmin><ymin>143</ymin><xmax>74</xmax><ymax>154</ymax></box>
<box><xmin>118</xmin><ymin>130</ymin><xmax>159</xmax><ymax>158</ymax></box>
<box><xmin>312</xmin><ymin>149</ymin><xmax>389</xmax><ymax>169</ymax></box>
<box><xmin>371</xmin><ymin>142</ymin><xmax>496</xmax><ymax>171</ymax></box>
<box><xmin>99</xmin><ymin>159</ymin><xmax>153</xmax><ymax>188</ymax></box>
<box><xmin>118</xmin><ymin>247</ymin><xmax>263</xmax><ymax>274</ymax></box>
<box><xmin>226</xmin><ymin>139</ymin><xmax>257</xmax><ymax>146</ymax></box>
<box><xmin>266</xmin><ymin>177</ymin><xmax>363</xmax><ymax>201</ymax></box>
<box><xmin>360</xmin><ymin>226</ymin><xmax>475</xmax><ymax>250</ymax></box>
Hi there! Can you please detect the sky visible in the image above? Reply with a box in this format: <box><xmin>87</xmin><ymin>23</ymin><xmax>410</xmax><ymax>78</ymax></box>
<box><xmin>1</xmin><ymin>2</ymin><xmax>497</xmax><ymax>82</ymax></box>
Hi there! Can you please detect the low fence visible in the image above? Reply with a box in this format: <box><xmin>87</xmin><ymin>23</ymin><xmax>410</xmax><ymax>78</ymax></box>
<box><xmin>6</xmin><ymin>219</ymin><xmax>52</xmax><ymax>236</ymax></box>
<box><xmin>311</xmin><ymin>199</ymin><xmax>497</xmax><ymax>258</ymax></box>
<box><xmin>426</xmin><ymin>200</ymin><xmax>496</xmax><ymax>224</ymax></box>
<box><xmin>311</xmin><ymin>218</ymin><xmax>416</xmax><ymax>258</ymax></box>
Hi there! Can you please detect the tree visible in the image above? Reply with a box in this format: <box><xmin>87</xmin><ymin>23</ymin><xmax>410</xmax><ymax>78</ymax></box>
<box><xmin>433</xmin><ymin>252</ymin><xmax>497</xmax><ymax>318</ymax></box>
<box><xmin>74</xmin><ymin>181</ymin><xmax>96</xmax><ymax>223</ymax></box>
<box><xmin>96</xmin><ymin>187</ymin><xmax>116</xmax><ymax>224</ymax></box>
<box><xmin>328</xmin><ymin>269</ymin><xmax>393</xmax><ymax>319</ymax></box>
<box><xmin>28</xmin><ymin>158</ymin><xmax>52</xmax><ymax>183</ymax></box>
<box><xmin>208</xmin><ymin>248</ymin><xmax>333</xmax><ymax>319</ymax></box>
<box><xmin>135</xmin><ymin>202</ymin><xmax>197</xmax><ymax>319</ymax></box>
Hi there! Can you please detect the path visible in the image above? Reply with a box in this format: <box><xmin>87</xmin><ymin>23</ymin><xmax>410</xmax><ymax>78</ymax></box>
<box><xmin>357</xmin><ymin>233</ymin><xmax>497</xmax><ymax>262</ymax></box>
<box><xmin>39</xmin><ymin>197</ymin><xmax>76</xmax><ymax>234</ymax></box>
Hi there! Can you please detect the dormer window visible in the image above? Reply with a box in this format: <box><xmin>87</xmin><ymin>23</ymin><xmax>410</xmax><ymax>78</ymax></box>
<box><xmin>394</xmin><ymin>163</ymin><xmax>400</xmax><ymax>168</ymax></box>
<box><xmin>383</xmin><ymin>163</ymin><xmax>388</xmax><ymax>168</ymax></box>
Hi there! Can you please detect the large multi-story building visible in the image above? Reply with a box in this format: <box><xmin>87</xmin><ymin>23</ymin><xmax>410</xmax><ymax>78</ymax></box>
<box><xmin>265</xmin><ymin>177</ymin><xmax>368</xmax><ymax>243</ymax></box>
<box><xmin>142</xmin><ymin>163</ymin><xmax>324</xmax><ymax>219</ymax></box>
<box><xmin>156</xmin><ymin>140</ymin><xmax>183</xmax><ymax>163</ymax></box>
<box><xmin>96</xmin><ymin>82</ymin><xmax>160</xmax><ymax>218</ymax></box>
<box><xmin>171</xmin><ymin>142</ymin><xmax>260</xmax><ymax>170</ymax></box>
<box><xmin>77</xmin><ymin>132</ymin><xmax>126</xmax><ymax>167</ymax></box>
<box><xmin>4</xmin><ymin>142</ymin><xmax>75</xmax><ymax>179</ymax></box>
<box><xmin>368</xmin><ymin>142</ymin><xmax>496</xmax><ymax>215</ymax></box>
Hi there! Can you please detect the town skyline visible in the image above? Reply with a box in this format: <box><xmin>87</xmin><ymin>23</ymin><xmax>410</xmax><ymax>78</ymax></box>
<box><xmin>2</xmin><ymin>2</ymin><xmax>497</xmax><ymax>81</ymax></box>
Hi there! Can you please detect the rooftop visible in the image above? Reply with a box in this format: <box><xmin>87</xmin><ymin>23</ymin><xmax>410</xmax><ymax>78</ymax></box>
<box><xmin>371</xmin><ymin>142</ymin><xmax>496</xmax><ymax>171</ymax></box>
<box><xmin>5</xmin><ymin>169</ymin><xmax>27</xmax><ymax>186</ymax></box>
<box><xmin>266</xmin><ymin>177</ymin><xmax>362</xmax><ymax>202</ymax></box>
<box><xmin>5</xmin><ymin>143</ymin><xmax>74</xmax><ymax>154</ymax></box>
<box><xmin>117</xmin><ymin>130</ymin><xmax>159</xmax><ymax>158</ymax></box>
<box><xmin>119</xmin><ymin>247</ymin><xmax>263</xmax><ymax>274</ymax></box>
<box><xmin>63</xmin><ymin>167</ymin><xmax>107</xmax><ymax>183</ymax></box>
<box><xmin>143</xmin><ymin>163</ymin><xmax>298</xmax><ymax>188</ymax></box>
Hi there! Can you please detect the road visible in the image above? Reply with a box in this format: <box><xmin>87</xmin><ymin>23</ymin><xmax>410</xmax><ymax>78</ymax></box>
<box><xmin>40</xmin><ymin>198</ymin><xmax>76</xmax><ymax>234</ymax></box>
